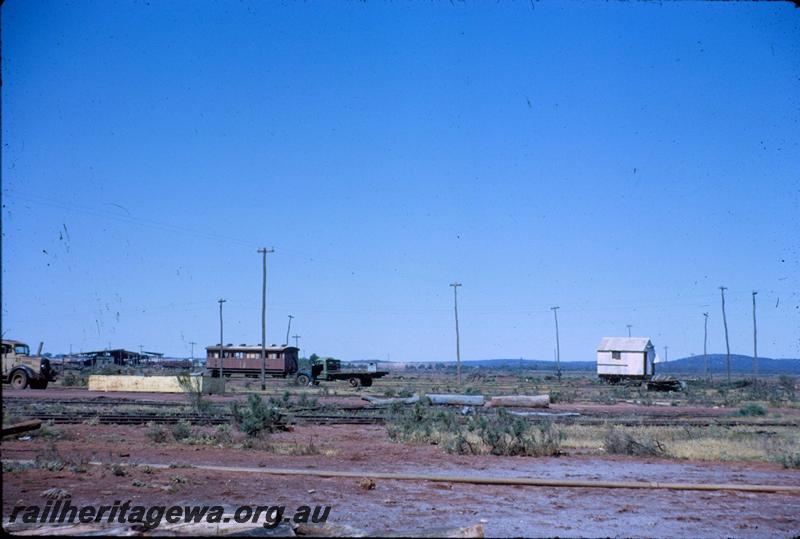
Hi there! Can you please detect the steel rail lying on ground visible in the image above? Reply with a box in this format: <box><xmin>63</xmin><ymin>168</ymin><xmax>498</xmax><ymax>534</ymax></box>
<box><xmin>3</xmin><ymin>459</ymin><xmax>797</xmax><ymax>494</ymax></box>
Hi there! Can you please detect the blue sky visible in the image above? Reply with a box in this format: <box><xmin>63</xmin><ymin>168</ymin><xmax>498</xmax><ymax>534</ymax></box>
<box><xmin>2</xmin><ymin>1</ymin><xmax>798</xmax><ymax>361</ymax></box>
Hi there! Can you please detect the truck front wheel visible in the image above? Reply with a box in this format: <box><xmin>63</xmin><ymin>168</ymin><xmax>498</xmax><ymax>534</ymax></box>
<box><xmin>10</xmin><ymin>370</ymin><xmax>29</xmax><ymax>390</ymax></box>
<box><xmin>349</xmin><ymin>377</ymin><xmax>361</xmax><ymax>388</ymax></box>
<box><xmin>296</xmin><ymin>372</ymin><xmax>311</xmax><ymax>386</ymax></box>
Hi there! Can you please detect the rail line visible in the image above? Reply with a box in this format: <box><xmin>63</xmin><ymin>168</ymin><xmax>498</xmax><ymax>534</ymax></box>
<box><xmin>6</xmin><ymin>407</ymin><xmax>797</xmax><ymax>429</ymax></box>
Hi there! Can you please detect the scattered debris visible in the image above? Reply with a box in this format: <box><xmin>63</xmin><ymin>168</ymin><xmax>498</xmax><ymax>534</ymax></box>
<box><xmin>3</xmin><ymin>420</ymin><xmax>42</xmax><ymax>437</ymax></box>
<box><xmin>295</xmin><ymin>523</ymin><xmax>369</xmax><ymax>537</ymax></box>
<box><xmin>426</xmin><ymin>394</ymin><xmax>485</xmax><ymax>406</ymax></box>
<box><xmin>358</xmin><ymin>477</ymin><xmax>376</xmax><ymax>490</ymax></box>
<box><xmin>647</xmin><ymin>375</ymin><xmax>686</xmax><ymax>392</ymax></box>
<box><xmin>484</xmin><ymin>395</ymin><xmax>550</xmax><ymax>408</ymax></box>
<box><xmin>41</xmin><ymin>487</ymin><xmax>71</xmax><ymax>500</ymax></box>
<box><xmin>362</xmin><ymin>394</ymin><xmax>420</xmax><ymax>406</ymax></box>
<box><xmin>508</xmin><ymin>411</ymin><xmax>580</xmax><ymax>418</ymax></box>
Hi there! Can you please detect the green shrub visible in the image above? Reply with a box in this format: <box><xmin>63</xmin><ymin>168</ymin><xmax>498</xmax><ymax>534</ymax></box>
<box><xmin>549</xmin><ymin>389</ymin><xmax>576</xmax><ymax>404</ymax></box>
<box><xmin>387</xmin><ymin>404</ymin><xmax>563</xmax><ymax>457</ymax></box>
<box><xmin>213</xmin><ymin>424</ymin><xmax>233</xmax><ymax>445</ymax></box>
<box><xmin>737</xmin><ymin>404</ymin><xmax>767</xmax><ymax>417</ymax></box>
<box><xmin>176</xmin><ymin>374</ymin><xmax>212</xmax><ymax>413</ymax></box>
<box><xmin>603</xmin><ymin>428</ymin><xmax>668</xmax><ymax>457</ymax></box>
<box><xmin>61</xmin><ymin>371</ymin><xmax>87</xmax><ymax>387</ymax></box>
<box><xmin>777</xmin><ymin>375</ymin><xmax>796</xmax><ymax>400</ymax></box>
<box><xmin>297</xmin><ymin>393</ymin><xmax>318</xmax><ymax>408</ymax></box>
<box><xmin>397</xmin><ymin>387</ymin><xmax>414</xmax><ymax>398</ymax></box>
<box><xmin>145</xmin><ymin>422</ymin><xmax>169</xmax><ymax>444</ymax></box>
<box><xmin>778</xmin><ymin>451</ymin><xmax>800</xmax><ymax>469</ymax></box>
<box><xmin>171</xmin><ymin>420</ymin><xmax>192</xmax><ymax>441</ymax></box>
<box><xmin>231</xmin><ymin>394</ymin><xmax>283</xmax><ymax>437</ymax></box>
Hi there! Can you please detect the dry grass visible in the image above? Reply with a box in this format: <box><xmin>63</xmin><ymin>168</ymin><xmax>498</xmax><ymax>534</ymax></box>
<box><xmin>560</xmin><ymin>424</ymin><xmax>799</xmax><ymax>463</ymax></box>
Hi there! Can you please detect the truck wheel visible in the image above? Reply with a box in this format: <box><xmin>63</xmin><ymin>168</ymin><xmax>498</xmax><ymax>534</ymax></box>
<box><xmin>349</xmin><ymin>377</ymin><xmax>360</xmax><ymax>388</ymax></box>
<box><xmin>10</xmin><ymin>370</ymin><xmax>29</xmax><ymax>390</ymax></box>
<box><xmin>296</xmin><ymin>373</ymin><xmax>311</xmax><ymax>386</ymax></box>
<box><xmin>361</xmin><ymin>377</ymin><xmax>373</xmax><ymax>387</ymax></box>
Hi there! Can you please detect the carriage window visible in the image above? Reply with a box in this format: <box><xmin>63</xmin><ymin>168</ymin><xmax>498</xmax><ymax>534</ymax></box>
<box><xmin>612</xmin><ymin>351</ymin><xmax>621</xmax><ymax>359</ymax></box>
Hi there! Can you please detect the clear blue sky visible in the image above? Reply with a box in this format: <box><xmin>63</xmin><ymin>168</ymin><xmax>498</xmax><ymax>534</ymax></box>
<box><xmin>2</xmin><ymin>1</ymin><xmax>798</xmax><ymax>361</ymax></box>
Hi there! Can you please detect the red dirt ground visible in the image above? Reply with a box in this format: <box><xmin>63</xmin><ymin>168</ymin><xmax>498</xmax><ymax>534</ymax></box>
<box><xmin>3</xmin><ymin>418</ymin><xmax>799</xmax><ymax>537</ymax></box>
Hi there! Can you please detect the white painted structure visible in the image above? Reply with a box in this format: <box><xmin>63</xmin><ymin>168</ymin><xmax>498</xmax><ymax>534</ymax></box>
<box><xmin>596</xmin><ymin>337</ymin><xmax>656</xmax><ymax>381</ymax></box>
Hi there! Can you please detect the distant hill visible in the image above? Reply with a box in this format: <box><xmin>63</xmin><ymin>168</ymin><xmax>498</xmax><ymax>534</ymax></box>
<box><xmin>459</xmin><ymin>358</ymin><xmax>595</xmax><ymax>371</ymax></box>
<box><xmin>410</xmin><ymin>355</ymin><xmax>800</xmax><ymax>375</ymax></box>
<box><xmin>657</xmin><ymin>354</ymin><xmax>800</xmax><ymax>375</ymax></box>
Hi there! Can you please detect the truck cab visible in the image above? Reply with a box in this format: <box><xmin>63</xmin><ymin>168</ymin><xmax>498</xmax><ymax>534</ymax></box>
<box><xmin>2</xmin><ymin>340</ymin><xmax>56</xmax><ymax>389</ymax></box>
<box><xmin>296</xmin><ymin>356</ymin><xmax>387</xmax><ymax>387</ymax></box>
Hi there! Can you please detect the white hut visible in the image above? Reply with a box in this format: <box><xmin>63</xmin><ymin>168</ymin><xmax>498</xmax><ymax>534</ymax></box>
<box><xmin>596</xmin><ymin>337</ymin><xmax>656</xmax><ymax>382</ymax></box>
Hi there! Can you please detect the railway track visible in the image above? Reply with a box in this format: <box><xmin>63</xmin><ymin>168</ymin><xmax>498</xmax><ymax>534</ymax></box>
<box><xmin>5</xmin><ymin>395</ymin><xmax>798</xmax><ymax>428</ymax></box>
<box><xmin>7</xmin><ymin>408</ymin><xmax>797</xmax><ymax>428</ymax></box>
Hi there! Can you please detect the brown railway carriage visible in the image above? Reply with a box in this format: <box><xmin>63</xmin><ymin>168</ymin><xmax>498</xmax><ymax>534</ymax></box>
<box><xmin>205</xmin><ymin>344</ymin><xmax>299</xmax><ymax>378</ymax></box>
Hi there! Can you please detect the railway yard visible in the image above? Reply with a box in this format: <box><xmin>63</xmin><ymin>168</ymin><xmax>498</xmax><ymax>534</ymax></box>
<box><xmin>3</xmin><ymin>370</ymin><xmax>800</xmax><ymax>537</ymax></box>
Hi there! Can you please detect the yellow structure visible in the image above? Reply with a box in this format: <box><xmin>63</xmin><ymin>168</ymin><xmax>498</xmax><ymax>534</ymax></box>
<box><xmin>88</xmin><ymin>374</ymin><xmax>223</xmax><ymax>394</ymax></box>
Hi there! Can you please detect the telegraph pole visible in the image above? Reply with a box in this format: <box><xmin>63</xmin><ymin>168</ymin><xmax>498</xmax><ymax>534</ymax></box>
<box><xmin>450</xmin><ymin>282</ymin><xmax>462</xmax><ymax>385</ymax></box>
<box><xmin>626</xmin><ymin>325</ymin><xmax>633</xmax><ymax>338</ymax></box>
<box><xmin>719</xmin><ymin>286</ymin><xmax>731</xmax><ymax>384</ymax></box>
<box><xmin>218</xmin><ymin>298</ymin><xmax>226</xmax><ymax>392</ymax></box>
<box><xmin>257</xmin><ymin>247</ymin><xmax>274</xmax><ymax>391</ymax></box>
<box><xmin>663</xmin><ymin>345</ymin><xmax>668</xmax><ymax>364</ymax></box>
<box><xmin>703</xmin><ymin>313</ymin><xmax>710</xmax><ymax>380</ymax></box>
<box><xmin>189</xmin><ymin>341</ymin><xmax>196</xmax><ymax>365</ymax></box>
<box><xmin>551</xmin><ymin>306</ymin><xmax>561</xmax><ymax>380</ymax></box>
<box><xmin>293</xmin><ymin>334</ymin><xmax>301</xmax><ymax>349</ymax></box>
<box><xmin>286</xmin><ymin>315</ymin><xmax>294</xmax><ymax>346</ymax></box>
<box><xmin>752</xmin><ymin>290</ymin><xmax>758</xmax><ymax>380</ymax></box>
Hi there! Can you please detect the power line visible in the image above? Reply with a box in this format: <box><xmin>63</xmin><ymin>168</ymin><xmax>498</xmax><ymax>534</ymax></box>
<box><xmin>752</xmin><ymin>290</ymin><xmax>758</xmax><ymax>380</ymax></box>
<box><xmin>450</xmin><ymin>283</ymin><xmax>462</xmax><ymax>386</ymax></box>
<box><xmin>703</xmin><ymin>313</ymin><xmax>710</xmax><ymax>381</ymax></box>
<box><xmin>218</xmin><ymin>298</ymin><xmax>227</xmax><ymax>393</ymax></box>
<box><xmin>719</xmin><ymin>286</ymin><xmax>731</xmax><ymax>384</ymax></box>
<box><xmin>285</xmin><ymin>315</ymin><xmax>294</xmax><ymax>347</ymax></box>
<box><xmin>257</xmin><ymin>248</ymin><xmax>274</xmax><ymax>391</ymax></box>
<box><xmin>551</xmin><ymin>306</ymin><xmax>561</xmax><ymax>380</ymax></box>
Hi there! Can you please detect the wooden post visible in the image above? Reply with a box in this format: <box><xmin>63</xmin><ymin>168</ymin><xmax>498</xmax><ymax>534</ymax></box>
<box><xmin>450</xmin><ymin>283</ymin><xmax>462</xmax><ymax>385</ymax></box>
<box><xmin>752</xmin><ymin>291</ymin><xmax>758</xmax><ymax>380</ymax></box>
<box><xmin>551</xmin><ymin>307</ymin><xmax>561</xmax><ymax>380</ymax></box>
<box><xmin>703</xmin><ymin>313</ymin><xmax>710</xmax><ymax>380</ymax></box>
<box><xmin>218</xmin><ymin>298</ymin><xmax>226</xmax><ymax>392</ymax></box>
<box><xmin>719</xmin><ymin>286</ymin><xmax>731</xmax><ymax>384</ymax></box>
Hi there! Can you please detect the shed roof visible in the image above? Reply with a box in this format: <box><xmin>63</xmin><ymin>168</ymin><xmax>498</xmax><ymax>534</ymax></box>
<box><xmin>205</xmin><ymin>345</ymin><xmax>298</xmax><ymax>352</ymax></box>
<box><xmin>597</xmin><ymin>337</ymin><xmax>652</xmax><ymax>352</ymax></box>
